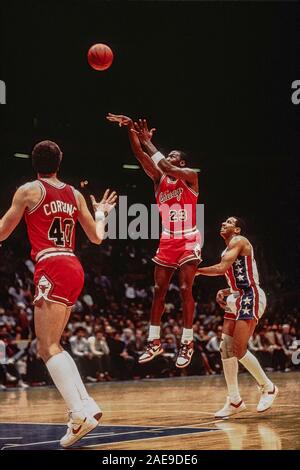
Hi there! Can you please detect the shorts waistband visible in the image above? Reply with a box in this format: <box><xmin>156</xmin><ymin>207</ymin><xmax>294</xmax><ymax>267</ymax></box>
<box><xmin>162</xmin><ymin>226</ymin><xmax>199</xmax><ymax>236</ymax></box>
<box><xmin>36</xmin><ymin>250</ymin><xmax>75</xmax><ymax>263</ymax></box>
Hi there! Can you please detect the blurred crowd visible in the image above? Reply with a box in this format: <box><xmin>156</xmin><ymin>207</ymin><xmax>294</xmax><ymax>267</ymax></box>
<box><xmin>0</xmin><ymin>237</ymin><xmax>299</xmax><ymax>389</ymax></box>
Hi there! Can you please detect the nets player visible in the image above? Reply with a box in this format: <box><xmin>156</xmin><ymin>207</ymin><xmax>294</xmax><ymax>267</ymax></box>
<box><xmin>196</xmin><ymin>217</ymin><xmax>278</xmax><ymax>417</ymax></box>
<box><xmin>0</xmin><ymin>141</ymin><xmax>117</xmax><ymax>447</ymax></box>
<box><xmin>107</xmin><ymin>114</ymin><xmax>201</xmax><ymax>368</ymax></box>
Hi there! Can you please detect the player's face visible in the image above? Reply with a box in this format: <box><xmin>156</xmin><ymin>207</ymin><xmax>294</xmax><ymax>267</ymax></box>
<box><xmin>167</xmin><ymin>150</ymin><xmax>184</xmax><ymax>167</ymax></box>
<box><xmin>220</xmin><ymin>217</ymin><xmax>238</xmax><ymax>239</ymax></box>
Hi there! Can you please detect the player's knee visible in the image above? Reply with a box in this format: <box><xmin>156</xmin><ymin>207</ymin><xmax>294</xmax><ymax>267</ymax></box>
<box><xmin>179</xmin><ymin>283</ymin><xmax>192</xmax><ymax>298</ymax></box>
<box><xmin>153</xmin><ymin>284</ymin><xmax>167</xmax><ymax>299</ymax></box>
<box><xmin>37</xmin><ymin>340</ymin><xmax>61</xmax><ymax>363</ymax></box>
<box><xmin>220</xmin><ymin>334</ymin><xmax>233</xmax><ymax>359</ymax></box>
<box><xmin>233</xmin><ymin>341</ymin><xmax>247</xmax><ymax>360</ymax></box>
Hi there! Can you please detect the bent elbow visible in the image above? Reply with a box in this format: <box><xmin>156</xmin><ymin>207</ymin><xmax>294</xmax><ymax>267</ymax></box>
<box><xmin>91</xmin><ymin>237</ymin><xmax>102</xmax><ymax>245</ymax></box>
<box><xmin>87</xmin><ymin>233</ymin><xmax>103</xmax><ymax>245</ymax></box>
<box><xmin>95</xmin><ymin>235</ymin><xmax>103</xmax><ymax>245</ymax></box>
<box><xmin>0</xmin><ymin>232</ymin><xmax>8</xmax><ymax>242</ymax></box>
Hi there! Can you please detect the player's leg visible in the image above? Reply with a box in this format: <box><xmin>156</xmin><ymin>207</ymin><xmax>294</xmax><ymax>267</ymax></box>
<box><xmin>151</xmin><ymin>264</ymin><xmax>175</xmax><ymax>327</ymax></box>
<box><xmin>139</xmin><ymin>265</ymin><xmax>174</xmax><ymax>364</ymax></box>
<box><xmin>235</xmin><ymin>319</ymin><xmax>278</xmax><ymax>412</ymax></box>
<box><xmin>178</xmin><ymin>260</ymin><xmax>198</xmax><ymax>330</ymax></box>
<box><xmin>59</xmin><ymin>307</ymin><xmax>102</xmax><ymax>421</ymax></box>
<box><xmin>34</xmin><ymin>300</ymin><xmax>98</xmax><ymax>447</ymax></box>
<box><xmin>232</xmin><ymin>318</ymin><xmax>257</xmax><ymax>359</ymax></box>
<box><xmin>215</xmin><ymin>319</ymin><xmax>246</xmax><ymax>418</ymax></box>
<box><xmin>175</xmin><ymin>261</ymin><xmax>198</xmax><ymax>368</ymax></box>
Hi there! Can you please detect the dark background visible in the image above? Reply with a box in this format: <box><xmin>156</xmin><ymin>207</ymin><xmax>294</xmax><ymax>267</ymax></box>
<box><xmin>0</xmin><ymin>0</ymin><xmax>299</xmax><ymax>289</ymax></box>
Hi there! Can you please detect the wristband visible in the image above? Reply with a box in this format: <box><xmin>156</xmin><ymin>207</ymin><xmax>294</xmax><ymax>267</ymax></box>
<box><xmin>151</xmin><ymin>151</ymin><xmax>165</xmax><ymax>165</ymax></box>
<box><xmin>95</xmin><ymin>210</ymin><xmax>106</xmax><ymax>222</ymax></box>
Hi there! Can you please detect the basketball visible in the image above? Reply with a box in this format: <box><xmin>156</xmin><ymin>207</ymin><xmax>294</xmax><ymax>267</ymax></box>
<box><xmin>87</xmin><ymin>43</ymin><xmax>114</xmax><ymax>71</ymax></box>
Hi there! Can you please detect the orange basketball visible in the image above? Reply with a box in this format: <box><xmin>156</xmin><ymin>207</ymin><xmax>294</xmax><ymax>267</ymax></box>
<box><xmin>87</xmin><ymin>43</ymin><xmax>114</xmax><ymax>71</ymax></box>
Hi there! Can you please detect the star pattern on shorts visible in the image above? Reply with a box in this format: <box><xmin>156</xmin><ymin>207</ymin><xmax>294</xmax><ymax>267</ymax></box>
<box><xmin>241</xmin><ymin>306</ymin><xmax>251</xmax><ymax>315</ymax></box>
<box><xmin>235</xmin><ymin>267</ymin><xmax>243</xmax><ymax>274</ymax></box>
<box><xmin>237</xmin><ymin>274</ymin><xmax>244</xmax><ymax>281</ymax></box>
<box><xmin>235</xmin><ymin>259</ymin><xmax>242</xmax><ymax>266</ymax></box>
<box><xmin>242</xmin><ymin>297</ymin><xmax>251</xmax><ymax>305</ymax></box>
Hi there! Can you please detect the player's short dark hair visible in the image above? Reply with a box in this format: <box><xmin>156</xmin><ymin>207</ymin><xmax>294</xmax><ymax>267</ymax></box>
<box><xmin>231</xmin><ymin>216</ymin><xmax>246</xmax><ymax>234</ymax></box>
<box><xmin>32</xmin><ymin>140</ymin><xmax>62</xmax><ymax>174</ymax></box>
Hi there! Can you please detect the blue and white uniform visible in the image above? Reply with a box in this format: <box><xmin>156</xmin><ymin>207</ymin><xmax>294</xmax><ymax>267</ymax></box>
<box><xmin>222</xmin><ymin>242</ymin><xmax>266</xmax><ymax>322</ymax></box>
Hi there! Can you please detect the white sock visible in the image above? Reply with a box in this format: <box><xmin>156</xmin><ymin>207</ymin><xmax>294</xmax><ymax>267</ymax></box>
<box><xmin>239</xmin><ymin>350</ymin><xmax>273</xmax><ymax>390</ymax></box>
<box><xmin>181</xmin><ymin>328</ymin><xmax>193</xmax><ymax>344</ymax></box>
<box><xmin>222</xmin><ymin>357</ymin><xmax>241</xmax><ymax>404</ymax></box>
<box><xmin>46</xmin><ymin>352</ymin><xmax>84</xmax><ymax>414</ymax></box>
<box><xmin>148</xmin><ymin>325</ymin><xmax>161</xmax><ymax>341</ymax></box>
<box><xmin>63</xmin><ymin>351</ymin><xmax>90</xmax><ymax>401</ymax></box>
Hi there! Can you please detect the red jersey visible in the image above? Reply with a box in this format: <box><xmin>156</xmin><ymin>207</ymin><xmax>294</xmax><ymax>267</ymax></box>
<box><xmin>24</xmin><ymin>179</ymin><xmax>79</xmax><ymax>262</ymax></box>
<box><xmin>155</xmin><ymin>174</ymin><xmax>198</xmax><ymax>235</ymax></box>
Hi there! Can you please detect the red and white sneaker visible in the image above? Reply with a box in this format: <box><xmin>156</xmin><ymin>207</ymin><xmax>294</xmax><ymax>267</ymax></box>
<box><xmin>83</xmin><ymin>397</ymin><xmax>102</xmax><ymax>422</ymax></box>
<box><xmin>215</xmin><ymin>397</ymin><xmax>247</xmax><ymax>418</ymax></box>
<box><xmin>60</xmin><ymin>412</ymin><xmax>98</xmax><ymax>448</ymax></box>
<box><xmin>138</xmin><ymin>339</ymin><xmax>163</xmax><ymax>364</ymax></box>
<box><xmin>176</xmin><ymin>341</ymin><xmax>194</xmax><ymax>368</ymax></box>
<box><xmin>257</xmin><ymin>384</ymin><xmax>278</xmax><ymax>412</ymax></box>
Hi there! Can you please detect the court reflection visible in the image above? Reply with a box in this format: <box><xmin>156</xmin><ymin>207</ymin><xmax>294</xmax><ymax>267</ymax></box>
<box><xmin>215</xmin><ymin>420</ymin><xmax>282</xmax><ymax>450</ymax></box>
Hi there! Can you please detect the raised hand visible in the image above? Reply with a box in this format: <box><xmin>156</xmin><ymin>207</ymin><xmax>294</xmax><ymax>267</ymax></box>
<box><xmin>132</xmin><ymin>119</ymin><xmax>156</xmax><ymax>143</ymax></box>
<box><xmin>106</xmin><ymin>113</ymin><xmax>133</xmax><ymax>127</ymax></box>
<box><xmin>90</xmin><ymin>189</ymin><xmax>117</xmax><ymax>216</ymax></box>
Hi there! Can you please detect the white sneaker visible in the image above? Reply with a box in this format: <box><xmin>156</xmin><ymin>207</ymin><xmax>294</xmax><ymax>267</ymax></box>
<box><xmin>60</xmin><ymin>413</ymin><xmax>98</xmax><ymax>448</ymax></box>
<box><xmin>83</xmin><ymin>397</ymin><xmax>102</xmax><ymax>422</ymax></box>
<box><xmin>139</xmin><ymin>340</ymin><xmax>164</xmax><ymax>364</ymax></box>
<box><xmin>86</xmin><ymin>376</ymin><xmax>97</xmax><ymax>383</ymax></box>
<box><xmin>215</xmin><ymin>397</ymin><xmax>247</xmax><ymax>418</ymax></box>
<box><xmin>176</xmin><ymin>341</ymin><xmax>194</xmax><ymax>368</ymax></box>
<box><xmin>18</xmin><ymin>380</ymin><xmax>29</xmax><ymax>389</ymax></box>
<box><xmin>257</xmin><ymin>384</ymin><xmax>278</xmax><ymax>412</ymax></box>
<box><xmin>0</xmin><ymin>384</ymin><xmax>6</xmax><ymax>391</ymax></box>
<box><xmin>6</xmin><ymin>373</ymin><xmax>17</xmax><ymax>382</ymax></box>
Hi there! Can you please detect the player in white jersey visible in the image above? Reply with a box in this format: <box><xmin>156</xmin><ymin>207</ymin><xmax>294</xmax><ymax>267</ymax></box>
<box><xmin>196</xmin><ymin>217</ymin><xmax>278</xmax><ymax>417</ymax></box>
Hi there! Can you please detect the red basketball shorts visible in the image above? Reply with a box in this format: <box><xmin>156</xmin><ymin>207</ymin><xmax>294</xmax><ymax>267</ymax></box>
<box><xmin>152</xmin><ymin>230</ymin><xmax>202</xmax><ymax>269</ymax></box>
<box><xmin>33</xmin><ymin>254</ymin><xmax>84</xmax><ymax>307</ymax></box>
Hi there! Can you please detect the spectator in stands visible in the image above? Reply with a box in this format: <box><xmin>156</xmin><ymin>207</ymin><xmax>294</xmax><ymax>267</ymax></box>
<box><xmin>120</xmin><ymin>328</ymin><xmax>136</xmax><ymax>347</ymax></box>
<box><xmin>70</xmin><ymin>327</ymin><xmax>97</xmax><ymax>382</ymax></box>
<box><xmin>105</xmin><ymin>326</ymin><xmax>134</xmax><ymax>380</ymax></box>
<box><xmin>206</xmin><ymin>327</ymin><xmax>223</xmax><ymax>373</ymax></box>
<box><xmin>0</xmin><ymin>335</ymin><xmax>28</xmax><ymax>388</ymax></box>
<box><xmin>26</xmin><ymin>338</ymin><xmax>49</xmax><ymax>385</ymax></box>
<box><xmin>265</xmin><ymin>324</ymin><xmax>286</xmax><ymax>371</ymax></box>
<box><xmin>87</xmin><ymin>330</ymin><xmax>111</xmax><ymax>380</ymax></box>
<box><xmin>162</xmin><ymin>333</ymin><xmax>178</xmax><ymax>375</ymax></box>
<box><xmin>281</xmin><ymin>324</ymin><xmax>298</xmax><ymax>371</ymax></box>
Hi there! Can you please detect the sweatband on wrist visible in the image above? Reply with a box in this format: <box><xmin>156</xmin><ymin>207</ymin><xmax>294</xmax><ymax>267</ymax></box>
<box><xmin>151</xmin><ymin>151</ymin><xmax>165</xmax><ymax>165</ymax></box>
<box><xmin>95</xmin><ymin>210</ymin><xmax>106</xmax><ymax>222</ymax></box>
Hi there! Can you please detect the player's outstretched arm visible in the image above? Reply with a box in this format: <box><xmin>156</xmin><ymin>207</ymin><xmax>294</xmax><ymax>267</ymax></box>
<box><xmin>196</xmin><ymin>237</ymin><xmax>244</xmax><ymax>276</ymax></box>
<box><xmin>106</xmin><ymin>113</ymin><xmax>161</xmax><ymax>183</ymax></box>
<box><xmin>133</xmin><ymin>119</ymin><xmax>198</xmax><ymax>187</ymax></box>
<box><xmin>0</xmin><ymin>186</ymin><xmax>28</xmax><ymax>241</ymax></box>
<box><xmin>76</xmin><ymin>188</ymin><xmax>117</xmax><ymax>244</ymax></box>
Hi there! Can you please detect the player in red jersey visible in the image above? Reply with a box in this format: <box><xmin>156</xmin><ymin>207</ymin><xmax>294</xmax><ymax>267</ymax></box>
<box><xmin>0</xmin><ymin>140</ymin><xmax>117</xmax><ymax>447</ymax></box>
<box><xmin>196</xmin><ymin>217</ymin><xmax>278</xmax><ymax>417</ymax></box>
<box><xmin>107</xmin><ymin>114</ymin><xmax>201</xmax><ymax>368</ymax></box>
